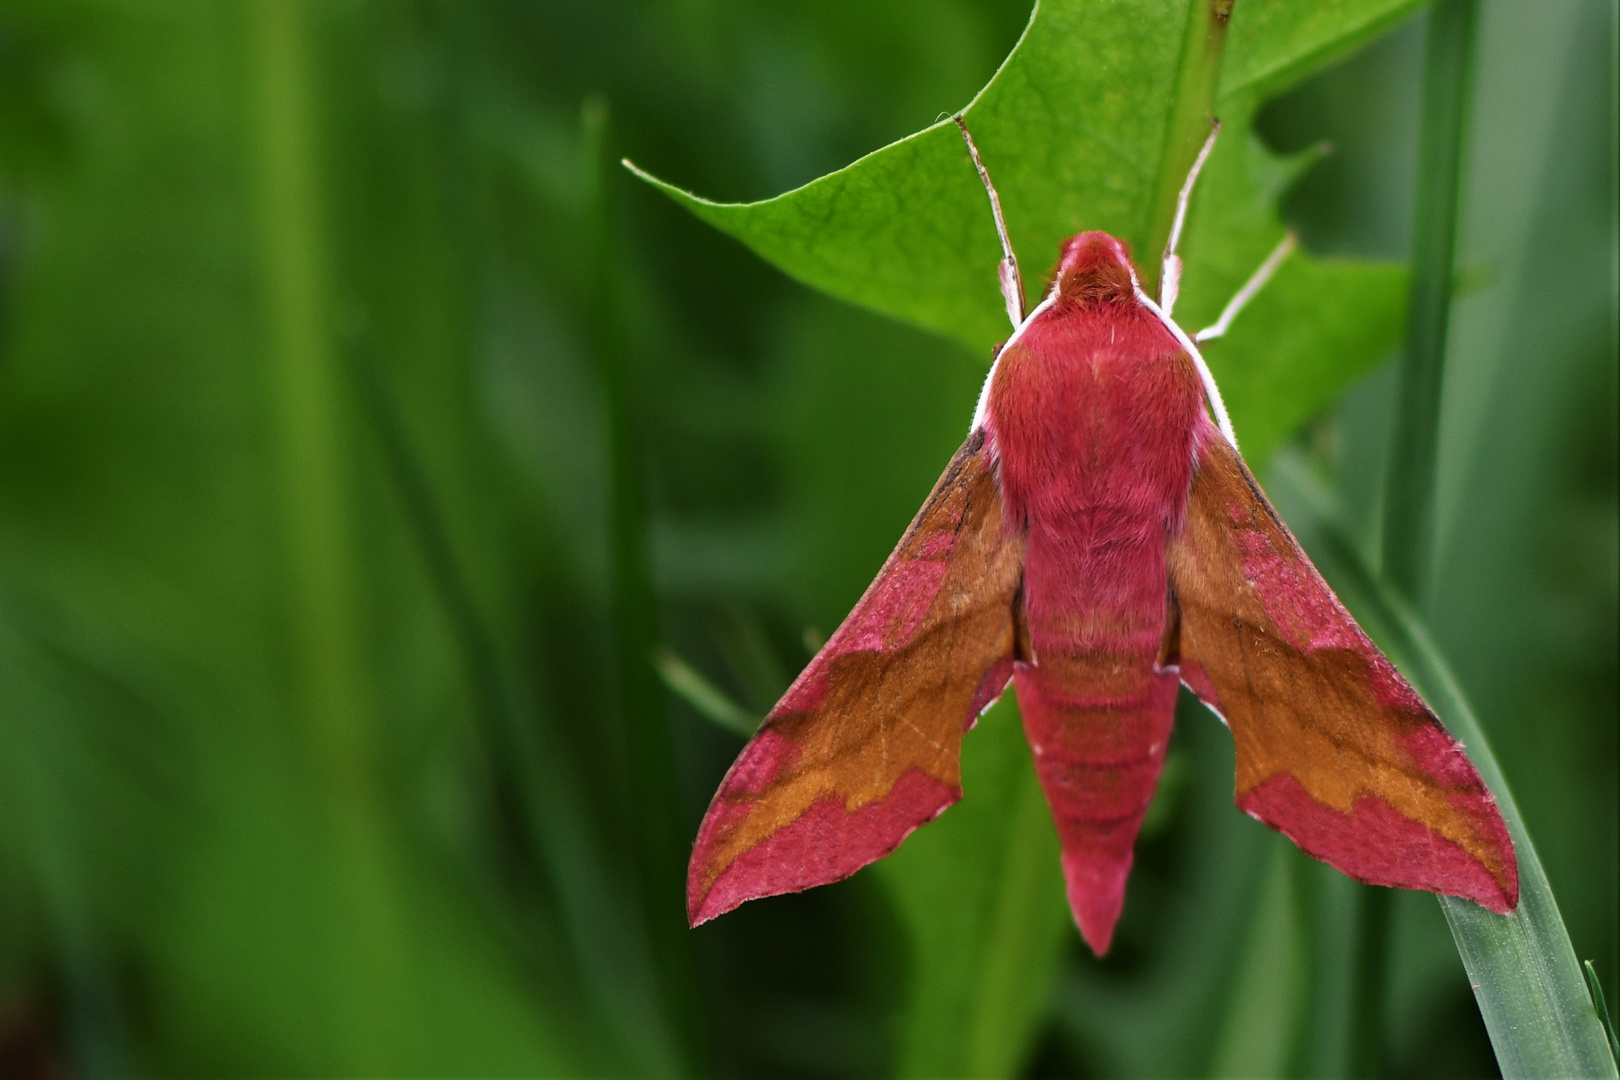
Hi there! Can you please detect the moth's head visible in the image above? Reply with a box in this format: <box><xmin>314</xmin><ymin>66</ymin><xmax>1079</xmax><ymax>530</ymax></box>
<box><xmin>1053</xmin><ymin>230</ymin><xmax>1137</xmax><ymax>306</ymax></box>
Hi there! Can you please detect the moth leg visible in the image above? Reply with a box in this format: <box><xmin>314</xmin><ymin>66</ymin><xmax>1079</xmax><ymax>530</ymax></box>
<box><xmin>954</xmin><ymin>114</ymin><xmax>1025</xmax><ymax>328</ymax></box>
<box><xmin>1195</xmin><ymin>231</ymin><xmax>1299</xmax><ymax>342</ymax></box>
<box><xmin>1160</xmin><ymin>120</ymin><xmax>1222</xmax><ymax>317</ymax></box>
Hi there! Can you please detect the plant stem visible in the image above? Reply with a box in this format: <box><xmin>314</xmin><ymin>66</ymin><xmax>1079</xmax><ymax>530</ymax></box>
<box><xmin>251</xmin><ymin>0</ymin><xmax>367</xmax><ymax>789</ymax></box>
<box><xmin>1381</xmin><ymin>0</ymin><xmax>1479</xmax><ymax>601</ymax></box>
<box><xmin>250</xmin><ymin>0</ymin><xmax>417</xmax><ymax>1057</ymax></box>
<box><xmin>1143</xmin><ymin>0</ymin><xmax>1235</xmax><ymax>292</ymax></box>
<box><xmin>583</xmin><ymin>99</ymin><xmax>707</xmax><ymax>1077</ymax></box>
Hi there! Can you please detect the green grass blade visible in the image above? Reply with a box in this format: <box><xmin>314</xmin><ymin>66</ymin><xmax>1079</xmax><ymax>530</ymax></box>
<box><xmin>1585</xmin><ymin>961</ymin><xmax>1620</xmax><ymax>1065</ymax></box>
<box><xmin>583</xmin><ymin>101</ymin><xmax>707</xmax><ymax>1076</ymax></box>
<box><xmin>651</xmin><ymin>647</ymin><xmax>760</xmax><ymax>738</ymax></box>
<box><xmin>1382</xmin><ymin>0</ymin><xmax>1479</xmax><ymax>601</ymax></box>
<box><xmin>1359</xmin><ymin>5</ymin><xmax>1480</xmax><ymax>1070</ymax></box>
<box><xmin>1270</xmin><ymin>454</ymin><xmax>1620</xmax><ymax>1080</ymax></box>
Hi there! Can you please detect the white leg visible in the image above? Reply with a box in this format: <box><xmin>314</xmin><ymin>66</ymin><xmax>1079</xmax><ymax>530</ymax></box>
<box><xmin>955</xmin><ymin>115</ymin><xmax>1025</xmax><ymax>328</ymax></box>
<box><xmin>1160</xmin><ymin>120</ymin><xmax>1222</xmax><ymax>317</ymax></box>
<box><xmin>1195</xmin><ymin>231</ymin><xmax>1298</xmax><ymax>342</ymax></box>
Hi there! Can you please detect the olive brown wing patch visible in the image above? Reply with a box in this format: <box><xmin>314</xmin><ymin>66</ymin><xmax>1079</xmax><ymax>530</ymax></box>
<box><xmin>1167</xmin><ymin>432</ymin><xmax>1518</xmax><ymax>913</ymax></box>
<box><xmin>687</xmin><ymin>431</ymin><xmax>1025</xmax><ymax>926</ymax></box>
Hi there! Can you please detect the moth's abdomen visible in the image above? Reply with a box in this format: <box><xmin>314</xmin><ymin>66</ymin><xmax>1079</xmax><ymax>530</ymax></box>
<box><xmin>1002</xmin><ymin>469</ymin><xmax>1186</xmax><ymax>957</ymax></box>
<box><xmin>1014</xmin><ymin>652</ymin><xmax>1178</xmax><ymax>955</ymax></box>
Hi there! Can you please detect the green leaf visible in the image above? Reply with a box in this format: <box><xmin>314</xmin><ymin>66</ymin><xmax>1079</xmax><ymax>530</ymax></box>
<box><xmin>1267</xmin><ymin>453</ymin><xmax>1620</xmax><ymax>1080</ymax></box>
<box><xmin>630</xmin><ymin>0</ymin><xmax>1422</xmax><ymax>467</ymax></box>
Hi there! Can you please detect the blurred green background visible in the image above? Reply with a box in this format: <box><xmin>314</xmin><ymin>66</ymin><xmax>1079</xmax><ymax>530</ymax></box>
<box><xmin>0</xmin><ymin>0</ymin><xmax>1612</xmax><ymax>1077</ymax></box>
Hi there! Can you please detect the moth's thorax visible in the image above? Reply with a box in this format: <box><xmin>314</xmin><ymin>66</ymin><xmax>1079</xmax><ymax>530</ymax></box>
<box><xmin>985</xmin><ymin>240</ymin><xmax>1205</xmax><ymax>536</ymax></box>
<box><xmin>984</xmin><ymin>232</ymin><xmax>1206</xmax><ymax>657</ymax></box>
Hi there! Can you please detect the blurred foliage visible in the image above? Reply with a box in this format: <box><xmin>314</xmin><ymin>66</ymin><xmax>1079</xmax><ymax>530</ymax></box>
<box><xmin>0</xmin><ymin>1</ymin><xmax>1610</xmax><ymax>1079</ymax></box>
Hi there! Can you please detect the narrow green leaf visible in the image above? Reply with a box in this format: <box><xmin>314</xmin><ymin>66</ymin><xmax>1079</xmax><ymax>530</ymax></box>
<box><xmin>1585</xmin><ymin>961</ymin><xmax>1620</xmax><ymax>1066</ymax></box>
<box><xmin>1381</xmin><ymin>0</ymin><xmax>1480</xmax><ymax>601</ymax></box>
<box><xmin>1268</xmin><ymin>453</ymin><xmax>1620</xmax><ymax>1080</ymax></box>
<box><xmin>651</xmin><ymin>647</ymin><xmax>760</xmax><ymax>738</ymax></box>
<box><xmin>251</xmin><ymin>0</ymin><xmax>365</xmax><ymax>797</ymax></box>
<box><xmin>584</xmin><ymin>101</ymin><xmax>707</xmax><ymax>1076</ymax></box>
<box><xmin>1358</xmin><ymin>5</ymin><xmax>1480</xmax><ymax>1072</ymax></box>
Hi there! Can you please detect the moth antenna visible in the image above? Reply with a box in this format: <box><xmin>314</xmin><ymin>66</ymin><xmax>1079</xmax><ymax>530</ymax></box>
<box><xmin>1195</xmin><ymin>231</ymin><xmax>1298</xmax><ymax>342</ymax></box>
<box><xmin>954</xmin><ymin>114</ymin><xmax>1025</xmax><ymax>328</ymax></box>
<box><xmin>1161</xmin><ymin>119</ymin><xmax>1222</xmax><ymax>316</ymax></box>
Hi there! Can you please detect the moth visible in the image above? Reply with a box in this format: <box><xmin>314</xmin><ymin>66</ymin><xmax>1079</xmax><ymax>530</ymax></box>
<box><xmin>686</xmin><ymin>118</ymin><xmax>1518</xmax><ymax>954</ymax></box>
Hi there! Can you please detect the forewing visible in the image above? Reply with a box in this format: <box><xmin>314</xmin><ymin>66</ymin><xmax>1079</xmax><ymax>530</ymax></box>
<box><xmin>1167</xmin><ymin>432</ymin><xmax>1518</xmax><ymax>912</ymax></box>
<box><xmin>687</xmin><ymin>430</ymin><xmax>1024</xmax><ymax>925</ymax></box>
